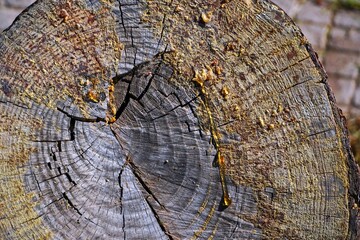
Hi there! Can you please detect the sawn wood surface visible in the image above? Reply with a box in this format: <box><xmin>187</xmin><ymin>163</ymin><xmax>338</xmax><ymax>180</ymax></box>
<box><xmin>0</xmin><ymin>0</ymin><xmax>359</xmax><ymax>239</ymax></box>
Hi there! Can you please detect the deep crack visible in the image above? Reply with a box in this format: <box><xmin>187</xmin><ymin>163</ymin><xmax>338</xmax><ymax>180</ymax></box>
<box><xmin>62</xmin><ymin>192</ymin><xmax>82</xmax><ymax>216</ymax></box>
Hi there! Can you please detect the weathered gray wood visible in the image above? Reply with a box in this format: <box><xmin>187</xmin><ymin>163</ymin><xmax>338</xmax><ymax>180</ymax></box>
<box><xmin>0</xmin><ymin>0</ymin><xmax>359</xmax><ymax>239</ymax></box>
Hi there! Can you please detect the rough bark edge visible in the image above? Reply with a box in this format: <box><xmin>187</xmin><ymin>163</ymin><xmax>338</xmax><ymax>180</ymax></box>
<box><xmin>2</xmin><ymin>0</ymin><xmax>358</xmax><ymax>238</ymax></box>
<box><xmin>267</xmin><ymin>0</ymin><xmax>360</xmax><ymax>237</ymax></box>
<box><xmin>305</xmin><ymin>42</ymin><xmax>360</xmax><ymax>240</ymax></box>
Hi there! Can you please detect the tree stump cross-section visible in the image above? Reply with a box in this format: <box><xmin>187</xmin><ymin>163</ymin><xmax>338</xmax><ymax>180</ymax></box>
<box><xmin>0</xmin><ymin>0</ymin><xmax>359</xmax><ymax>239</ymax></box>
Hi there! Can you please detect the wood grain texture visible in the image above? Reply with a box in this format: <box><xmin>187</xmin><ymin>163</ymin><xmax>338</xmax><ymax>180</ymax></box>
<box><xmin>0</xmin><ymin>0</ymin><xmax>359</xmax><ymax>239</ymax></box>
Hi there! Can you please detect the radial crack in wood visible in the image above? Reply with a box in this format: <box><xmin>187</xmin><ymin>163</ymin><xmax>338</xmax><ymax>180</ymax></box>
<box><xmin>0</xmin><ymin>0</ymin><xmax>359</xmax><ymax>239</ymax></box>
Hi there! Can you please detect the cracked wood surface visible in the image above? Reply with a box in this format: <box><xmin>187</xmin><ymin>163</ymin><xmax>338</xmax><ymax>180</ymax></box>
<box><xmin>0</xmin><ymin>0</ymin><xmax>359</xmax><ymax>239</ymax></box>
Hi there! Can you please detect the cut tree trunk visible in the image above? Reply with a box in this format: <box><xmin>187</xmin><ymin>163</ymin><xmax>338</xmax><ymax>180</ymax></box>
<box><xmin>0</xmin><ymin>0</ymin><xmax>359</xmax><ymax>239</ymax></box>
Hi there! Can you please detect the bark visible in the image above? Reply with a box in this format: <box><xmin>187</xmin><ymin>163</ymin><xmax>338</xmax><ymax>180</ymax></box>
<box><xmin>0</xmin><ymin>0</ymin><xmax>359</xmax><ymax>239</ymax></box>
